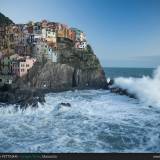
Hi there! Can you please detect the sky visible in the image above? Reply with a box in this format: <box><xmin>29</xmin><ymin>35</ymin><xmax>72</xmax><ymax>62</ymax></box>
<box><xmin>0</xmin><ymin>0</ymin><xmax>160</xmax><ymax>68</ymax></box>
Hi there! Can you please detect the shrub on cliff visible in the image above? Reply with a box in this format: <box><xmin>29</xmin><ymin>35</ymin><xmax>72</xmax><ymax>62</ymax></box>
<box><xmin>87</xmin><ymin>44</ymin><xmax>94</xmax><ymax>54</ymax></box>
<box><xmin>0</xmin><ymin>12</ymin><xmax>14</xmax><ymax>26</ymax></box>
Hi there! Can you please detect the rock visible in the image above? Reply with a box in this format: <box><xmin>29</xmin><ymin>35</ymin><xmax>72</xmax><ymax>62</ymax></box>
<box><xmin>20</xmin><ymin>47</ymin><xmax>108</xmax><ymax>91</ymax></box>
<box><xmin>0</xmin><ymin>89</ymin><xmax>45</xmax><ymax>108</ymax></box>
<box><xmin>26</xmin><ymin>62</ymin><xmax>75</xmax><ymax>91</ymax></box>
<box><xmin>107</xmin><ymin>79</ymin><xmax>114</xmax><ymax>86</ymax></box>
<box><xmin>148</xmin><ymin>105</ymin><xmax>153</xmax><ymax>108</ymax></box>
<box><xmin>106</xmin><ymin>78</ymin><xmax>136</xmax><ymax>99</ymax></box>
<box><xmin>60</xmin><ymin>102</ymin><xmax>71</xmax><ymax>107</ymax></box>
<box><xmin>110</xmin><ymin>87</ymin><xmax>136</xmax><ymax>99</ymax></box>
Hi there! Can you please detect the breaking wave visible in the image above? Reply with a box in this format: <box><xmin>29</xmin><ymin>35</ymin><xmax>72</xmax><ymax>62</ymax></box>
<box><xmin>114</xmin><ymin>66</ymin><xmax>160</xmax><ymax>108</ymax></box>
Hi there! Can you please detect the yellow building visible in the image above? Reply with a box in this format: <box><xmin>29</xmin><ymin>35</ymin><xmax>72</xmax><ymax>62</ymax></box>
<box><xmin>57</xmin><ymin>29</ymin><xmax>66</xmax><ymax>38</ymax></box>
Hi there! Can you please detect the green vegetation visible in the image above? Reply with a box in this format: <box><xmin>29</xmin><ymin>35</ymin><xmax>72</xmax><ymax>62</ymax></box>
<box><xmin>0</xmin><ymin>12</ymin><xmax>14</xmax><ymax>26</ymax></box>
<box><xmin>86</xmin><ymin>44</ymin><xmax>94</xmax><ymax>54</ymax></box>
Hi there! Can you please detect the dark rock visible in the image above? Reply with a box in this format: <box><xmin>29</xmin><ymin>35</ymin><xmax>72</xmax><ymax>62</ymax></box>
<box><xmin>110</xmin><ymin>87</ymin><xmax>136</xmax><ymax>99</ymax></box>
<box><xmin>106</xmin><ymin>78</ymin><xmax>136</xmax><ymax>99</ymax></box>
<box><xmin>20</xmin><ymin>48</ymin><xmax>108</xmax><ymax>91</ymax></box>
<box><xmin>107</xmin><ymin>79</ymin><xmax>114</xmax><ymax>86</ymax></box>
<box><xmin>0</xmin><ymin>89</ymin><xmax>45</xmax><ymax>108</ymax></box>
<box><xmin>60</xmin><ymin>103</ymin><xmax>71</xmax><ymax>107</ymax></box>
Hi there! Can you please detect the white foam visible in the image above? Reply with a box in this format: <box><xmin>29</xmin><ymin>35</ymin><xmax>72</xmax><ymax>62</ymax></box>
<box><xmin>114</xmin><ymin>66</ymin><xmax>160</xmax><ymax>107</ymax></box>
<box><xmin>0</xmin><ymin>89</ymin><xmax>159</xmax><ymax>152</ymax></box>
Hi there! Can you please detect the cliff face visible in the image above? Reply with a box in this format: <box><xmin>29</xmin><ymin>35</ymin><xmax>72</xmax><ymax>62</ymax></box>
<box><xmin>26</xmin><ymin>62</ymin><xmax>74</xmax><ymax>91</ymax></box>
<box><xmin>22</xmin><ymin>46</ymin><xmax>107</xmax><ymax>91</ymax></box>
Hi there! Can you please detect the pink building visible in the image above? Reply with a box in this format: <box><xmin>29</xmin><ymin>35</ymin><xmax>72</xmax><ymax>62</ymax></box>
<box><xmin>12</xmin><ymin>56</ymin><xmax>36</xmax><ymax>77</ymax></box>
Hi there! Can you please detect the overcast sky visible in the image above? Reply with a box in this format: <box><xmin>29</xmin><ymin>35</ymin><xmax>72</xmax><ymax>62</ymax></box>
<box><xmin>1</xmin><ymin>0</ymin><xmax>160</xmax><ymax>68</ymax></box>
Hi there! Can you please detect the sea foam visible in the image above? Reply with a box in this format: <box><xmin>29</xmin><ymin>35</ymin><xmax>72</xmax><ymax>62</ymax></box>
<box><xmin>114</xmin><ymin>66</ymin><xmax>160</xmax><ymax>107</ymax></box>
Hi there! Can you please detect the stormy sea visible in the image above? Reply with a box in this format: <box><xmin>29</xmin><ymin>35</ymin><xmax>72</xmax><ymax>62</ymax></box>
<box><xmin>0</xmin><ymin>67</ymin><xmax>160</xmax><ymax>153</ymax></box>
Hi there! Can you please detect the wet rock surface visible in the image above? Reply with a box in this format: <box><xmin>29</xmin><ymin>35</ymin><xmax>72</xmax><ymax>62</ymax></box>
<box><xmin>0</xmin><ymin>88</ymin><xmax>45</xmax><ymax>108</ymax></box>
<box><xmin>107</xmin><ymin>79</ymin><xmax>136</xmax><ymax>99</ymax></box>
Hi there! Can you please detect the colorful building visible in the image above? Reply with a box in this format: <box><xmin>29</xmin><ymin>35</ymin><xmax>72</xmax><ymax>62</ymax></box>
<box><xmin>46</xmin><ymin>28</ymin><xmax>57</xmax><ymax>44</ymax></box>
<box><xmin>0</xmin><ymin>54</ymin><xmax>19</xmax><ymax>75</ymax></box>
<box><xmin>15</xmin><ymin>44</ymin><xmax>31</xmax><ymax>56</ymax></box>
<box><xmin>12</xmin><ymin>56</ymin><xmax>36</xmax><ymax>77</ymax></box>
<box><xmin>0</xmin><ymin>26</ymin><xmax>6</xmax><ymax>50</ymax></box>
<box><xmin>70</xmin><ymin>28</ymin><xmax>86</xmax><ymax>42</ymax></box>
<box><xmin>33</xmin><ymin>22</ymin><xmax>42</xmax><ymax>34</ymax></box>
<box><xmin>67</xmin><ymin>29</ymin><xmax>76</xmax><ymax>42</ymax></box>
<box><xmin>47</xmin><ymin>22</ymin><xmax>57</xmax><ymax>30</ymax></box>
<box><xmin>57</xmin><ymin>26</ymin><xmax>75</xmax><ymax>41</ymax></box>
<box><xmin>41</xmin><ymin>20</ymin><xmax>48</xmax><ymax>28</ymax></box>
<box><xmin>75</xmin><ymin>41</ymin><xmax>87</xmax><ymax>50</ymax></box>
<box><xmin>33</xmin><ymin>41</ymin><xmax>58</xmax><ymax>62</ymax></box>
<box><xmin>0</xmin><ymin>20</ymin><xmax>88</xmax><ymax>79</ymax></box>
<box><xmin>47</xmin><ymin>46</ymin><xmax>58</xmax><ymax>62</ymax></box>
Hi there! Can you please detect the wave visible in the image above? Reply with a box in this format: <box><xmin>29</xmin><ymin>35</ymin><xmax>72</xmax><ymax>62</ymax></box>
<box><xmin>114</xmin><ymin>66</ymin><xmax>160</xmax><ymax>107</ymax></box>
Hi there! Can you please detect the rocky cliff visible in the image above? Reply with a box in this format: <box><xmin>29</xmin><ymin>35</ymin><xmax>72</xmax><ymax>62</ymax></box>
<box><xmin>22</xmin><ymin>45</ymin><xmax>107</xmax><ymax>91</ymax></box>
<box><xmin>0</xmin><ymin>12</ymin><xmax>108</xmax><ymax>106</ymax></box>
<box><xmin>0</xmin><ymin>45</ymin><xmax>107</xmax><ymax>107</ymax></box>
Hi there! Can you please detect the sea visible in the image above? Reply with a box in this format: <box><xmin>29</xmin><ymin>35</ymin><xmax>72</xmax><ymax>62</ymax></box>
<box><xmin>0</xmin><ymin>67</ymin><xmax>160</xmax><ymax>153</ymax></box>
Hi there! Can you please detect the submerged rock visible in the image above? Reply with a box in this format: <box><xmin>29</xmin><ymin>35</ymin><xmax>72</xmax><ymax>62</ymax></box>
<box><xmin>60</xmin><ymin>103</ymin><xmax>71</xmax><ymax>107</ymax></box>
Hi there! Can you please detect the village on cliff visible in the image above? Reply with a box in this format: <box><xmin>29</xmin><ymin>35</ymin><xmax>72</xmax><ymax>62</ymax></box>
<box><xmin>0</xmin><ymin>20</ymin><xmax>87</xmax><ymax>86</ymax></box>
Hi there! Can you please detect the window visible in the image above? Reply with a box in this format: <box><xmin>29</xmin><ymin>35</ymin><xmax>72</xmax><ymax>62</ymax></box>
<box><xmin>21</xmin><ymin>69</ymin><xmax>25</xmax><ymax>72</ymax></box>
<box><xmin>26</xmin><ymin>64</ymin><xmax>29</xmax><ymax>67</ymax></box>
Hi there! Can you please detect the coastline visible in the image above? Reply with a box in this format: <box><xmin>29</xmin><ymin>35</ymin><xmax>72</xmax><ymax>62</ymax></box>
<box><xmin>0</xmin><ymin>85</ymin><xmax>109</xmax><ymax>107</ymax></box>
<box><xmin>0</xmin><ymin>81</ymin><xmax>138</xmax><ymax>108</ymax></box>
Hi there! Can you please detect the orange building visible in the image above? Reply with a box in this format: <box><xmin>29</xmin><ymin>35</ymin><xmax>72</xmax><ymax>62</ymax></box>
<box><xmin>57</xmin><ymin>26</ymin><xmax>75</xmax><ymax>42</ymax></box>
<box><xmin>67</xmin><ymin>29</ymin><xmax>76</xmax><ymax>42</ymax></box>
<box><xmin>57</xmin><ymin>29</ymin><xmax>66</xmax><ymax>38</ymax></box>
